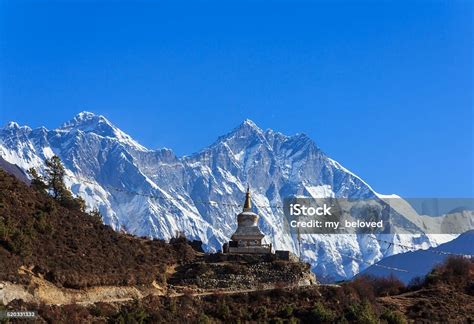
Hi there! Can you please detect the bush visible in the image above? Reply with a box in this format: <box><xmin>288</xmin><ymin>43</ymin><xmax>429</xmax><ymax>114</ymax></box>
<box><xmin>381</xmin><ymin>309</ymin><xmax>407</xmax><ymax>324</ymax></box>
<box><xmin>441</xmin><ymin>257</ymin><xmax>472</xmax><ymax>278</ymax></box>
<box><xmin>310</xmin><ymin>302</ymin><xmax>334</xmax><ymax>322</ymax></box>
<box><xmin>347</xmin><ymin>274</ymin><xmax>405</xmax><ymax>299</ymax></box>
<box><xmin>345</xmin><ymin>276</ymin><xmax>376</xmax><ymax>302</ymax></box>
<box><xmin>10</xmin><ymin>229</ymin><xmax>33</xmax><ymax>257</ymax></box>
<box><xmin>371</xmin><ymin>274</ymin><xmax>405</xmax><ymax>296</ymax></box>
<box><xmin>34</xmin><ymin>211</ymin><xmax>53</xmax><ymax>235</ymax></box>
<box><xmin>112</xmin><ymin>299</ymin><xmax>149</xmax><ymax>324</ymax></box>
<box><xmin>425</xmin><ymin>256</ymin><xmax>474</xmax><ymax>287</ymax></box>
<box><xmin>217</xmin><ymin>301</ymin><xmax>230</xmax><ymax>320</ymax></box>
<box><xmin>255</xmin><ymin>306</ymin><xmax>268</xmax><ymax>321</ymax></box>
<box><xmin>345</xmin><ymin>301</ymin><xmax>377</xmax><ymax>324</ymax></box>
<box><xmin>281</xmin><ymin>304</ymin><xmax>294</xmax><ymax>317</ymax></box>
<box><xmin>198</xmin><ymin>313</ymin><xmax>211</xmax><ymax>324</ymax></box>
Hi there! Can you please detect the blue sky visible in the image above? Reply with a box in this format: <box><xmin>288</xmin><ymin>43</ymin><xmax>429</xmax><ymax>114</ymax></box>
<box><xmin>0</xmin><ymin>0</ymin><xmax>472</xmax><ymax>198</ymax></box>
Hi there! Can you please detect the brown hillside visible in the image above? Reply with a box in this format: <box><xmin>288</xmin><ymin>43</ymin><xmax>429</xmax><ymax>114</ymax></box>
<box><xmin>0</xmin><ymin>169</ymin><xmax>196</xmax><ymax>289</ymax></box>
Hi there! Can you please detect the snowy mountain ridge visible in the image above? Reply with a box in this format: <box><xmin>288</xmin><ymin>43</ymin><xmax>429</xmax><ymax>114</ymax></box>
<box><xmin>0</xmin><ymin>111</ymin><xmax>458</xmax><ymax>280</ymax></box>
<box><xmin>359</xmin><ymin>230</ymin><xmax>474</xmax><ymax>283</ymax></box>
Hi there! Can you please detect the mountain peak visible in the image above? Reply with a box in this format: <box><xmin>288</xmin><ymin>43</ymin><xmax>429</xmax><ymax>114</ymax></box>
<box><xmin>6</xmin><ymin>121</ymin><xmax>20</xmax><ymax>129</ymax></box>
<box><xmin>3</xmin><ymin>121</ymin><xmax>32</xmax><ymax>132</ymax></box>
<box><xmin>76</xmin><ymin>111</ymin><xmax>102</xmax><ymax>121</ymax></box>
<box><xmin>241</xmin><ymin>119</ymin><xmax>258</xmax><ymax>128</ymax></box>
<box><xmin>202</xmin><ymin>119</ymin><xmax>266</xmax><ymax>154</ymax></box>
<box><xmin>59</xmin><ymin>111</ymin><xmax>147</xmax><ymax>151</ymax></box>
<box><xmin>61</xmin><ymin>111</ymin><xmax>111</xmax><ymax>130</ymax></box>
<box><xmin>233</xmin><ymin>119</ymin><xmax>264</xmax><ymax>135</ymax></box>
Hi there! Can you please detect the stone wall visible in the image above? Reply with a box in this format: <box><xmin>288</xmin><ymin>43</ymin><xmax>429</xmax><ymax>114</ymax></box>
<box><xmin>168</xmin><ymin>253</ymin><xmax>317</xmax><ymax>290</ymax></box>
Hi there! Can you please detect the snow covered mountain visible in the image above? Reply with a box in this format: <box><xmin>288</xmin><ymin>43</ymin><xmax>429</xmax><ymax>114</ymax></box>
<box><xmin>359</xmin><ymin>230</ymin><xmax>474</xmax><ymax>284</ymax></box>
<box><xmin>0</xmin><ymin>112</ymin><xmax>460</xmax><ymax>280</ymax></box>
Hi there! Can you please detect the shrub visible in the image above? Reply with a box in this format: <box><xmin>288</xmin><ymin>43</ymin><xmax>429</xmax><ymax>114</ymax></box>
<box><xmin>345</xmin><ymin>276</ymin><xmax>376</xmax><ymax>302</ymax></box>
<box><xmin>281</xmin><ymin>304</ymin><xmax>294</xmax><ymax>317</ymax></box>
<box><xmin>34</xmin><ymin>211</ymin><xmax>53</xmax><ymax>235</ymax></box>
<box><xmin>381</xmin><ymin>309</ymin><xmax>407</xmax><ymax>324</ymax></box>
<box><xmin>198</xmin><ymin>313</ymin><xmax>211</xmax><ymax>324</ymax></box>
<box><xmin>288</xmin><ymin>317</ymin><xmax>299</xmax><ymax>324</ymax></box>
<box><xmin>310</xmin><ymin>302</ymin><xmax>335</xmax><ymax>322</ymax></box>
<box><xmin>217</xmin><ymin>301</ymin><xmax>230</xmax><ymax>320</ymax></box>
<box><xmin>255</xmin><ymin>306</ymin><xmax>268</xmax><ymax>321</ymax></box>
<box><xmin>425</xmin><ymin>256</ymin><xmax>474</xmax><ymax>287</ymax></box>
<box><xmin>42</xmin><ymin>200</ymin><xmax>57</xmax><ymax>213</ymax></box>
<box><xmin>371</xmin><ymin>274</ymin><xmax>405</xmax><ymax>296</ymax></box>
<box><xmin>113</xmin><ymin>299</ymin><xmax>149</xmax><ymax>324</ymax></box>
<box><xmin>10</xmin><ymin>230</ymin><xmax>33</xmax><ymax>257</ymax></box>
<box><xmin>345</xmin><ymin>301</ymin><xmax>377</xmax><ymax>324</ymax></box>
<box><xmin>441</xmin><ymin>257</ymin><xmax>472</xmax><ymax>279</ymax></box>
<box><xmin>347</xmin><ymin>274</ymin><xmax>405</xmax><ymax>299</ymax></box>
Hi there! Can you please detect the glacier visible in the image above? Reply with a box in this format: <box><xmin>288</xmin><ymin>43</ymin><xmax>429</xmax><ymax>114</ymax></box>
<box><xmin>0</xmin><ymin>111</ymin><xmax>458</xmax><ymax>281</ymax></box>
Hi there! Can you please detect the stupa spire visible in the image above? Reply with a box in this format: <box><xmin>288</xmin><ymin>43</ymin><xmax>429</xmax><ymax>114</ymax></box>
<box><xmin>243</xmin><ymin>185</ymin><xmax>252</xmax><ymax>211</ymax></box>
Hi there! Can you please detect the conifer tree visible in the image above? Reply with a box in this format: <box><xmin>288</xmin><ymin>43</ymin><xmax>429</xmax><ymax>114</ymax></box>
<box><xmin>32</xmin><ymin>155</ymin><xmax>86</xmax><ymax>212</ymax></box>
<box><xmin>44</xmin><ymin>155</ymin><xmax>68</xmax><ymax>200</ymax></box>
<box><xmin>27</xmin><ymin>167</ymin><xmax>47</xmax><ymax>193</ymax></box>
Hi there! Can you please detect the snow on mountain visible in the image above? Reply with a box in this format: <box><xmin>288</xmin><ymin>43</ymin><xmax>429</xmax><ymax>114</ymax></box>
<box><xmin>0</xmin><ymin>112</ymin><xmax>461</xmax><ymax>280</ymax></box>
<box><xmin>358</xmin><ymin>231</ymin><xmax>474</xmax><ymax>283</ymax></box>
<box><xmin>59</xmin><ymin>111</ymin><xmax>148</xmax><ymax>151</ymax></box>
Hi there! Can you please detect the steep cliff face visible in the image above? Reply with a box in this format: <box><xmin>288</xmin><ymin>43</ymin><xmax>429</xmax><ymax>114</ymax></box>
<box><xmin>0</xmin><ymin>112</ymin><xmax>455</xmax><ymax>279</ymax></box>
